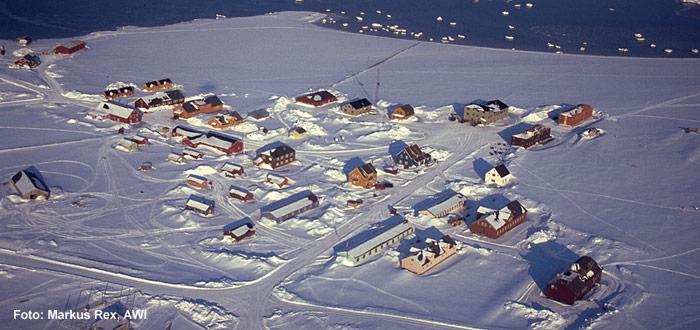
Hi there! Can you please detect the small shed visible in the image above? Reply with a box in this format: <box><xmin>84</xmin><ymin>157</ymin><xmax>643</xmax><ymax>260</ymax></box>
<box><xmin>10</xmin><ymin>167</ymin><xmax>50</xmax><ymax>200</ymax></box>
<box><xmin>115</xmin><ymin>138</ymin><xmax>138</xmax><ymax>152</ymax></box>
<box><xmin>182</xmin><ymin>148</ymin><xmax>204</xmax><ymax>160</ymax></box>
<box><xmin>167</xmin><ymin>152</ymin><xmax>186</xmax><ymax>164</ymax></box>
<box><xmin>220</xmin><ymin>162</ymin><xmax>244</xmax><ymax>177</ymax></box>
<box><xmin>266</xmin><ymin>173</ymin><xmax>290</xmax><ymax>188</ymax></box>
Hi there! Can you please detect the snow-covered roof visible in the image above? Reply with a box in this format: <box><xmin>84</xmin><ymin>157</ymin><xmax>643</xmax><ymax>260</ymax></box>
<box><xmin>228</xmin><ymin>185</ymin><xmax>250</xmax><ymax>197</ymax></box>
<box><xmin>97</xmin><ymin>102</ymin><xmax>138</xmax><ymax>119</ymax></box>
<box><xmin>186</xmin><ymin>196</ymin><xmax>213</xmax><ymax>211</ymax></box>
<box><xmin>425</xmin><ymin>192</ymin><xmax>466</xmax><ymax>216</ymax></box>
<box><xmin>187</xmin><ymin>174</ymin><xmax>208</xmax><ymax>185</ymax></box>
<box><xmin>189</xmin><ymin>133</ymin><xmax>240</xmax><ymax>150</ymax></box>
<box><xmin>346</xmin><ymin>220</ymin><xmax>413</xmax><ymax>259</ymax></box>
<box><xmin>60</xmin><ymin>40</ymin><xmax>85</xmax><ymax>48</ymax></box>
<box><xmin>561</xmin><ymin>104</ymin><xmax>592</xmax><ymax>117</ymax></box>
<box><xmin>221</xmin><ymin>162</ymin><xmax>243</xmax><ymax>172</ymax></box>
<box><xmin>267</xmin><ymin>172</ymin><xmax>287</xmax><ymax>183</ymax></box>
<box><xmin>263</xmin><ymin>190</ymin><xmax>317</xmax><ymax>219</ymax></box>
<box><xmin>183</xmin><ymin>148</ymin><xmax>203</xmax><ymax>157</ymax></box>
<box><xmin>480</xmin><ymin>200</ymin><xmax>526</xmax><ymax>230</ymax></box>
<box><xmin>513</xmin><ymin>124</ymin><xmax>547</xmax><ymax>139</ymax></box>
<box><xmin>172</xmin><ymin>125</ymin><xmax>204</xmax><ymax>138</ymax></box>
<box><xmin>224</xmin><ymin>221</ymin><xmax>254</xmax><ymax>237</ymax></box>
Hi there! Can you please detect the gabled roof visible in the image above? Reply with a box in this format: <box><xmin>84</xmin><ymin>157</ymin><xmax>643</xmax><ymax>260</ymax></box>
<box><xmin>59</xmin><ymin>40</ymin><xmax>85</xmax><ymax>49</ymax></box>
<box><xmin>345</xmin><ymin>218</ymin><xmax>413</xmax><ymax>259</ymax></box>
<box><xmin>400</xmin><ymin>144</ymin><xmax>428</xmax><ymax>162</ymax></box>
<box><xmin>172</xmin><ymin>125</ymin><xmax>204</xmax><ymax>138</ymax></box>
<box><xmin>186</xmin><ymin>174</ymin><xmax>208</xmax><ymax>185</ymax></box>
<box><xmin>138</xmin><ymin>89</ymin><xmax>184</xmax><ymax>106</ymax></box>
<box><xmin>224</xmin><ymin>220</ymin><xmax>255</xmax><ymax>236</ymax></box>
<box><xmin>248</xmin><ymin>109</ymin><xmax>270</xmax><ymax>119</ymax></box>
<box><xmin>425</xmin><ymin>192</ymin><xmax>466</xmax><ymax>216</ymax></box>
<box><xmin>186</xmin><ymin>195</ymin><xmax>214</xmax><ymax>211</ymax></box>
<box><xmin>479</xmin><ymin>200</ymin><xmax>526</xmax><ymax>230</ymax></box>
<box><xmin>221</xmin><ymin>162</ymin><xmax>243</xmax><ymax>172</ymax></box>
<box><xmin>257</xmin><ymin>142</ymin><xmax>294</xmax><ymax>158</ymax></box>
<box><xmin>348</xmin><ymin>98</ymin><xmax>372</xmax><ymax>109</ymax></box>
<box><xmin>392</xmin><ymin>104</ymin><xmax>414</xmax><ymax>116</ymax></box>
<box><xmin>513</xmin><ymin>124</ymin><xmax>548</xmax><ymax>139</ymax></box>
<box><xmin>492</xmin><ymin>164</ymin><xmax>510</xmax><ymax>178</ymax></box>
<box><xmin>228</xmin><ymin>185</ymin><xmax>251</xmax><ymax>197</ymax></box>
<box><xmin>262</xmin><ymin>190</ymin><xmax>318</xmax><ymax>220</ymax></box>
<box><xmin>98</xmin><ymin>101</ymin><xmax>139</xmax><ymax>119</ymax></box>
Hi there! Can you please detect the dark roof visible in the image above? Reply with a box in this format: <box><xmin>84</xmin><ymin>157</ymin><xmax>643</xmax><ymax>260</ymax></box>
<box><xmin>470</xmin><ymin>99</ymin><xmax>508</xmax><ymax>112</ymax></box>
<box><xmin>165</xmin><ymin>89</ymin><xmax>184</xmax><ymax>100</ymax></box>
<box><xmin>270</xmin><ymin>144</ymin><xmax>295</xmax><ymax>157</ymax></box>
<box><xmin>248</xmin><ymin>109</ymin><xmax>270</xmax><ymax>119</ymax></box>
<box><xmin>159</xmin><ymin>78</ymin><xmax>172</xmax><ymax>85</ymax></box>
<box><xmin>404</xmin><ymin>144</ymin><xmax>427</xmax><ymax>161</ymax></box>
<box><xmin>494</xmin><ymin>164</ymin><xmax>510</xmax><ymax>177</ymax></box>
<box><xmin>358</xmin><ymin>163</ymin><xmax>376</xmax><ymax>176</ymax></box>
<box><xmin>395</xmin><ymin>104</ymin><xmax>414</xmax><ymax>116</ymax></box>
<box><xmin>348</xmin><ymin>98</ymin><xmax>372</xmax><ymax>109</ymax></box>
<box><xmin>182</xmin><ymin>102</ymin><xmax>197</xmax><ymax>113</ymax></box>
<box><xmin>204</xmin><ymin>95</ymin><xmax>223</xmax><ymax>106</ymax></box>
<box><xmin>229</xmin><ymin>111</ymin><xmax>243</xmax><ymax>121</ymax></box>
<box><xmin>505</xmin><ymin>200</ymin><xmax>526</xmax><ymax>217</ymax></box>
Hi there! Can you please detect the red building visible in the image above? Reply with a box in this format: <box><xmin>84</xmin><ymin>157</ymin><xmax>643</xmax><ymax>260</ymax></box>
<box><xmin>14</xmin><ymin>54</ymin><xmax>41</xmax><ymax>69</ymax></box>
<box><xmin>53</xmin><ymin>40</ymin><xmax>86</xmax><ymax>54</ymax></box>
<box><xmin>254</xmin><ymin>143</ymin><xmax>296</xmax><ymax>169</ymax></box>
<box><xmin>228</xmin><ymin>185</ymin><xmax>254</xmax><ymax>202</ymax></box>
<box><xmin>511</xmin><ymin>124</ymin><xmax>553</xmax><ymax>148</ymax></box>
<box><xmin>134</xmin><ymin>89</ymin><xmax>185</xmax><ymax>110</ymax></box>
<box><xmin>183</xmin><ymin>132</ymin><xmax>244</xmax><ymax>155</ymax></box>
<box><xmin>558</xmin><ymin>104</ymin><xmax>594</xmax><ymax>127</ymax></box>
<box><xmin>98</xmin><ymin>102</ymin><xmax>142</xmax><ymax>124</ymax></box>
<box><xmin>470</xmin><ymin>200</ymin><xmax>527</xmax><ymax>239</ymax></box>
<box><xmin>295</xmin><ymin>90</ymin><xmax>337</xmax><ymax>107</ymax></box>
<box><xmin>544</xmin><ymin>256</ymin><xmax>602</xmax><ymax>305</ymax></box>
<box><xmin>103</xmin><ymin>86</ymin><xmax>134</xmax><ymax>100</ymax></box>
<box><xmin>223</xmin><ymin>220</ymin><xmax>255</xmax><ymax>242</ymax></box>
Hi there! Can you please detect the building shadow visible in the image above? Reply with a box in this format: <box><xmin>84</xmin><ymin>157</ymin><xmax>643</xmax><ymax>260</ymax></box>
<box><xmin>497</xmin><ymin>122</ymin><xmax>535</xmax><ymax>144</ymax></box>
<box><xmin>472</xmin><ymin>158</ymin><xmax>493</xmax><ymax>180</ymax></box>
<box><xmin>548</xmin><ymin>103</ymin><xmax>576</xmax><ymax>121</ymax></box>
<box><xmin>520</xmin><ymin>241</ymin><xmax>579</xmax><ymax>292</ymax></box>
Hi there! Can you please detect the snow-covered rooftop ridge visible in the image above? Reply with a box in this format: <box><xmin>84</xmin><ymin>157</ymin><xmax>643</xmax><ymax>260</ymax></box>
<box><xmin>97</xmin><ymin>101</ymin><xmax>138</xmax><ymax>118</ymax></box>
<box><xmin>513</xmin><ymin>124</ymin><xmax>547</xmax><ymax>139</ymax></box>
<box><xmin>345</xmin><ymin>218</ymin><xmax>413</xmax><ymax>259</ymax></box>
<box><xmin>425</xmin><ymin>191</ymin><xmax>466</xmax><ymax>216</ymax></box>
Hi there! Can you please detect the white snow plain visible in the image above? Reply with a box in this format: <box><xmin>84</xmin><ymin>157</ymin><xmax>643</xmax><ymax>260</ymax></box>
<box><xmin>0</xmin><ymin>11</ymin><xmax>699</xmax><ymax>330</ymax></box>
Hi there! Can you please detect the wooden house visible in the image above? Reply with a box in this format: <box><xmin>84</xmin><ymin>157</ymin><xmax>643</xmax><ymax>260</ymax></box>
<box><xmin>103</xmin><ymin>86</ymin><xmax>134</xmax><ymax>100</ymax></box>
<box><xmin>179</xmin><ymin>95</ymin><xmax>224</xmax><ymax>118</ymax></box>
<box><xmin>185</xmin><ymin>195</ymin><xmax>215</xmax><ymax>216</ymax></box>
<box><xmin>336</xmin><ymin>217</ymin><xmax>414</xmax><ymax>267</ymax></box>
<box><xmin>342</xmin><ymin>98</ymin><xmax>373</xmax><ymax>115</ymax></box>
<box><xmin>511</xmin><ymin>124</ymin><xmax>552</xmax><ymax>148</ymax></box>
<box><xmin>266</xmin><ymin>173</ymin><xmax>290</xmax><ymax>189</ymax></box>
<box><xmin>182</xmin><ymin>148</ymin><xmax>205</xmax><ymax>160</ymax></box>
<box><xmin>134</xmin><ymin>89</ymin><xmax>185</xmax><ymax>110</ymax></box>
<box><xmin>295</xmin><ymin>90</ymin><xmax>337</xmax><ymax>107</ymax></box>
<box><xmin>391</xmin><ymin>144</ymin><xmax>432</xmax><ymax>169</ymax></box>
<box><xmin>10</xmin><ymin>167</ymin><xmax>50</xmax><ymax>200</ymax></box>
<box><xmin>97</xmin><ymin>101</ymin><xmax>142</xmax><ymax>124</ymax></box>
<box><xmin>53</xmin><ymin>40</ymin><xmax>86</xmax><ymax>54</ymax></box>
<box><xmin>14</xmin><ymin>54</ymin><xmax>41</xmax><ymax>69</ymax></box>
<box><xmin>254</xmin><ymin>143</ymin><xmax>296</xmax><ymax>169</ymax></box>
<box><xmin>220</xmin><ymin>162</ymin><xmax>244</xmax><ymax>177</ymax></box>
<box><xmin>453</xmin><ymin>100</ymin><xmax>509</xmax><ymax>125</ymax></box>
<box><xmin>470</xmin><ymin>200</ymin><xmax>527</xmax><ymax>239</ymax></box>
<box><xmin>115</xmin><ymin>138</ymin><xmax>138</xmax><ymax>152</ymax></box>
<box><xmin>485</xmin><ymin>164</ymin><xmax>512</xmax><ymax>187</ymax></box>
<box><xmin>208</xmin><ymin>112</ymin><xmax>244</xmax><ymax>129</ymax></box>
<box><xmin>186</xmin><ymin>174</ymin><xmax>211</xmax><ymax>190</ymax></box>
<box><xmin>129</xmin><ymin>135</ymin><xmax>149</xmax><ymax>145</ymax></box>
<box><xmin>418</xmin><ymin>191</ymin><xmax>467</xmax><ymax>218</ymax></box>
<box><xmin>261</xmin><ymin>190</ymin><xmax>320</xmax><ymax>223</ymax></box>
<box><xmin>544</xmin><ymin>256</ymin><xmax>602</xmax><ymax>305</ymax></box>
<box><xmin>167</xmin><ymin>152</ymin><xmax>186</xmax><ymax>164</ymax></box>
<box><xmin>228</xmin><ymin>185</ymin><xmax>254</xmax><ymax>202</ymax></box>
<box><xmin>558</xmin><ymin>104</ymin><xmax>593</xmax><ymax>127</ymax></box>
<box><xmin>400</xmin><ymin>235</ymin><xmax>457</xmax><ymax>275</ymax></box>
<box><xmin>389</xmin><ymin>104</ymin><xmax>415</xmax><ymax>120</ymax></box>
<box><xmin>347</xmin><ymin>162</ymin><xmax>378</xmax><ymax>188</ymax></box>
<box><xmin>223</xmin><ymin>220</ymin><xmax>255</xmax><ymax>242</ymax></box>
<box><xmin>142</xmin><ymin>78</ymin><xmax>174</xmax><ymax>92</ymax></box>
<box><xmin>183</xmin><ymin>132</ymin><xmax>244</xmax><ymax>155</ymax></box>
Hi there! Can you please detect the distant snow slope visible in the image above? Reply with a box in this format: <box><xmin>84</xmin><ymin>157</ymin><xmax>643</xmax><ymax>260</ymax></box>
<box><xmin>0</xmin><ymin>11</ymin><xmax>699</xmax><ymax>330</ymax></box>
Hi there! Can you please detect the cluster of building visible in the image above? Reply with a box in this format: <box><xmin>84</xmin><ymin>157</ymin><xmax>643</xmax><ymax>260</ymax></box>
<box><xmin>12</xmin><ymin>39</ymin><xmax>87</xmax><ymax>69</ymax></box>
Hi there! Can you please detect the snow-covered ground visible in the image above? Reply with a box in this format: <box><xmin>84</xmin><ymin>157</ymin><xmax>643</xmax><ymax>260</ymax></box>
<box><xmin>1</xmin><ymin>11</ymin><xmax>699</xmax><ymax>329</ymax></box>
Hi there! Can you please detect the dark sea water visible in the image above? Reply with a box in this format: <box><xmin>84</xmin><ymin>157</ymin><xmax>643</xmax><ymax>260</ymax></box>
<box><xmin>1</xmin><ymin>0</ymin><xmax>700</xmax><ymax>57</ymax></box>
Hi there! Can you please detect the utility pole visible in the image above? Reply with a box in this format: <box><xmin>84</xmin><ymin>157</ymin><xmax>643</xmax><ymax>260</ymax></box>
<box><xmin>374</xmin><ymin>68</ymin><xmax>381</xmax><ymax>104</ymax></box>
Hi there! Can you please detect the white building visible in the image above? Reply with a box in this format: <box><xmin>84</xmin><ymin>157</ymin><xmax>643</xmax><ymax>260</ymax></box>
<box><xmin>261</xmin><ymin>190</ymin><xmax>319</xmax><ymax>223</ymax></box>
<box><xmin>337</xmin><ymin>218</ymin><xmax>415</xmax><ymax>267</ymax></box>
<box><xmin>418</xmin><ymin>191</ymin><xmax>467</xmax><ymax>218</ymax></box>
<box><xmin>485</xmin><ymin>164</ymin><xmax>513</xmax><ymax>187</ymax></box>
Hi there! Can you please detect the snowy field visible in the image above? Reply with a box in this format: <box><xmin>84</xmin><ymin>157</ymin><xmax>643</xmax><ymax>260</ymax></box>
<box><xmin>0</xmin><ymin>11</ymin><xmax>699</xmax><ymax>329</ymax></box>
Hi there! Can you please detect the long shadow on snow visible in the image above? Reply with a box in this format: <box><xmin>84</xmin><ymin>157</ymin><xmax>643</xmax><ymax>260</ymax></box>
<box><xmin>521</xmin><ymin>241</ymin><xmax>579</xmax><ymax>292</ymax></box>
<box><xmin>497</xmin><ymin>122</ymin><xmax>535</xmax><ymax>144</ymax></box>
